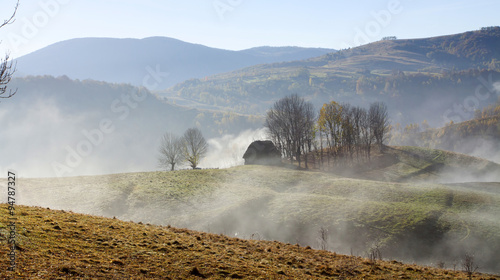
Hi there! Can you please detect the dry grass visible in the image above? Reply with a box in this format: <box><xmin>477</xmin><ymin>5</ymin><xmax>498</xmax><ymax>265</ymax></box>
<box><xmin>1</xmin><ymin>205</ymin><xmax>498</xmax><ymax>279</ymax></box>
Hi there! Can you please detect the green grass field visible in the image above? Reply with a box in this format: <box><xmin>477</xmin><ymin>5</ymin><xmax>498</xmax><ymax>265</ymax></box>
<box><xmin>15</xmin><ymin>146</ymin><xmax>500</xmax><ymax>272</ymax></box>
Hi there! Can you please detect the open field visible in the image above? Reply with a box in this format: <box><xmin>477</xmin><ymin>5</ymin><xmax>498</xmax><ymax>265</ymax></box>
<box><xmin>7</xmin><ymin>146</ymin><xmax>500</xmax><ymax>274</ymax></box>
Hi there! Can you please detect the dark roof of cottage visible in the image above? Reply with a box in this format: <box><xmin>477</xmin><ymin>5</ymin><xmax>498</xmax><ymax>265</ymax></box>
<box><xmin>243</xmin><ymin>140</ymin><xmax>280</xmax><ymax>159</ymax></box>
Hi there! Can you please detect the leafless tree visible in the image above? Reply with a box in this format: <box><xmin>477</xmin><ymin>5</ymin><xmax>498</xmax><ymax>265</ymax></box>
<box><xmin>301</xmin><ymin>100</ymin><xmax>316</xmax><ymax>168</ymax></box>
<box><xmin>350</xmin><ymin>105</ymin><xmax>365</xmax><ymax>161</ymax></box>
<box><xmin>368</xmin><ymin>243</ymin><xmax>382</xmax><ymax>263</ymax></box>
<box><xmin>461</xmin><ymin>252</ymin><xmax>479</xmax><ymax>280</ymax></box>
<box><xmin>359</xmin><ymin>108</ymin><xmax>374</xmax><ymax>160</ymax></box>
<box><xmin>265</xmin><ymin>94</ymin><xmax>315</xmax><ymax>168</ymax></box>
<box><xmin>158</xmin><ymin>132</ymin><xmax>184</xmax><ymax>171</ymax></box>
<box><xmin>340</xmin><ymin>103</ymin><xmax>355</xmax><ymax>159</ymax></box>
<box><xmin>317</xmin><ymin>226</ymin><xmax>329</xmax><ymax>250</ymax></box>
<box><xmin>0</xmin><ymin>0</ymin><xmax>19</xmax><ymax>100</ymax></box>
<box><xmin>182</xmin><ymin>127</ymin><xmax>208</xmax><ymax>169</ymax></box>
<box><xmin>369</xmin><ymin>102</ymin><xmax>389</xmax><ymax>150</ymax></box>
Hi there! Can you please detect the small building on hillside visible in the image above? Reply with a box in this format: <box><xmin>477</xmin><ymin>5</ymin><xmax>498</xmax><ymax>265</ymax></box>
<box><xmin>243</xmin><ymin>140</ymin><xmax>282</xmax><ymax>165</ymax></box>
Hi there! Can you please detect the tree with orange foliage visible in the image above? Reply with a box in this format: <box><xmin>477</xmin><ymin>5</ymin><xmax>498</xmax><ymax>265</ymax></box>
<box><xmin>318</xmin><ymin>101</ymin><xmax>343</xmax><ymax>161</ymax></box>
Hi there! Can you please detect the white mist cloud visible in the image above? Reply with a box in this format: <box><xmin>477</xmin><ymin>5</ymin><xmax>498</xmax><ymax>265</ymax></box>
<box><xmin>200</xmin><ymin>128</ymin><xmax>268</xmax><ymax>169</ymax></box>
<box><xmin>0</xmin><ymin>97</ymin><xmax>84</xmax><ymax>178</ymax></box>
<box><xmin>495</xmin><ymin>82</ymin><xmax>500</xmax><ymax>94</ymax></box>
<box><xmin>0</xmin><ymin>96</ymin><xmax>161</xmax><ymax>178</ymax></box>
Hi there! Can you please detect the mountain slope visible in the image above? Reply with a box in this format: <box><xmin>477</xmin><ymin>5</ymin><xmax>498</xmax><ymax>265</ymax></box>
<box><xmin>15</xmin><ymin>37</ymin><xmax>335</xmax><ymax>89</ymax></box>
<box><xmin>310</xmin><ymin>26</ymin><xmax>500</xmax><ymax>74</ymax></box>
<box><xmin>2</xmin><ymin>205</ymin><xmax>494</xmax><ymax>279</ymax></box>
<box><xmin>160</xmin><ymin>28</ymin><xmax>500</xmax><ymax>126</ymax></box>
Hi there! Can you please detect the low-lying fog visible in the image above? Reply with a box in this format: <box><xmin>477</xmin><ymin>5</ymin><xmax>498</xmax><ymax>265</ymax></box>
<box><xmin>1</xmin><ymin>85</ymin><xmax>499</xmax><ymax>275</ymax></box>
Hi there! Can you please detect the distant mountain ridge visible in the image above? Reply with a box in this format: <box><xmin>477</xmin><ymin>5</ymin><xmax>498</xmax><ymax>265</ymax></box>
<box><xmin>160</xmin><ymin>27</ymin><xmax>500</xmax><ymax>126</ymax></box>
<box><xmin>14</xmin><ymin>37</ymin><xmax>336</xmax><ymax>89</ymax></box>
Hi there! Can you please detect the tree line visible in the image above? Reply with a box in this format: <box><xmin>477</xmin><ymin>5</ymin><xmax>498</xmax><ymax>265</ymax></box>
<box><xmin>265</xmin><ymin>94</ymin><xmax>389</xmax><ymax>168</ymax></box>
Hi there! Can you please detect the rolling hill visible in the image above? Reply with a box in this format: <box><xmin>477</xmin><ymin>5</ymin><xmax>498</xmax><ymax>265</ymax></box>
<box><xmin>160</xmin><ymin>27</ymin><xmax>500</xmax><ymax>127</ymax></box>
<box><xmin>2</xmin><ymin>205</ymin><xmax>496</xmax><ymax>279</ymax></box>
<box><xmin>14</xmin><ymin>37</ymin><xmax>335</xmax><ymax>89</ymax></box>
<box><xmin>14</xmin><ymin>147</ymin><xmax>500</xmax><ymax>274</ymax></box>
<box><xmin>314</xmin><ymin>146</ymin><xmax>500</xmax><ymax>183</ymax></box>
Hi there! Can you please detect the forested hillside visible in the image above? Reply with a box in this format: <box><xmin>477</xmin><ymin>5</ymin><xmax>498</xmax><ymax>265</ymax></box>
<box><xmin>160</xmin><ymin>28</ymin><xmax>500</xmax><ymax>127</ymax></box>
<box><xmin>390</xmin><ymin>101</ymin><xmax>500</xmax><ymax>163</ymax></box>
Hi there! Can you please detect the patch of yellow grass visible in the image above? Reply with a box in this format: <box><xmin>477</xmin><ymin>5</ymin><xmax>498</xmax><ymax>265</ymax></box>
<box><xmin>1</xmin><ymin>205</ymin><xmax>497</xmax><ymax>279</ymax></box>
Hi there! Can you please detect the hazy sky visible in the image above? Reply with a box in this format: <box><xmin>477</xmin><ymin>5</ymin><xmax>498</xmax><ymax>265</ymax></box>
<box><xmin>1</xmin><ymin>0</ymin><xmax>499</xmax><ymax>58</ymax></box>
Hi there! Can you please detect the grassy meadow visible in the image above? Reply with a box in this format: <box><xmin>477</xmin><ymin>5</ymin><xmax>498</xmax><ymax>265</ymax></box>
<box><xmin>8</xmin><ymin>146</ymin><xmax>500</xmax><ymax>274</ymax></box>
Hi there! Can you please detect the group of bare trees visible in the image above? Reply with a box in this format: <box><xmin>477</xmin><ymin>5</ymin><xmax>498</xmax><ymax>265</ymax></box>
<box><xmin>266</xmin><ymin>94</ymin><xmax>389</xmax><ymax>168</ymax></box>
<box><xmin>265</xmin><ymin>94</ymin><xmax>316</xmax><ymax>168</ymax></box>
<box><xmin>158</xmin><ymin>127</ymin><xmax>208</xmax><ymax>170</ymax></box>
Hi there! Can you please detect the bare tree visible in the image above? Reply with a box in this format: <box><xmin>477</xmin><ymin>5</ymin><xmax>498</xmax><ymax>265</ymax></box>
<box><xmin>182</xmin><ymin>127</ymin><xmax>208</xmax><ymax>169</ymax></box>
<box><xmin>265</xmin><ymin>94</ymin><xmax>315</xmax><ymax>168</ymax></box>
<box><xmin>461</xmin><ymin>252</ymin><xmax>479</xmax><ymax>280</ymax></box>
<box><xmin>359</xmin><ymin>108</ymin><xmax>374</xmax><ymax>160</ymax></box>
<box><xmin>158</xmin><ymin>132</ymin><xmax>184</xmax><ymax>171</ymax></box>
<box><xmin>369</xmin><ymin>102</ymin><xmax>389</xmax><ymax>150</ymax></box>
<box><xmin>368</xmin><ymin>242</ymin><xmax>382</xmax><ymax>264</ymax></box>
<box><xmin>341</xmin><ymin>103</ymin><xmax>355</xmax><ymax>160</ymax></box>
<box><xmin>300</xmin><ymin>100</ymin><xmax>316</xmax><ymax>168</ymax></box>
<box><xmin>317</xmin><ymin>226</ymin><xmax>329</xmax><ymax>250</ymax></box>
<box><xmin>0</xmin><ymin>0</ymin><xmax>19</xmax><ymax>100</ymax></box>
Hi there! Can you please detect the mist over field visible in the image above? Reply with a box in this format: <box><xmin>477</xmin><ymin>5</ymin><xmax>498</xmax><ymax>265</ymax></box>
<box><xmin>0</xmin><ymin>108</ymin><xmax>266</xmax><ymax>177</ymax></box>
<box><xmin>9</xmin><ymin>160</ymin><xmax>500</xmax><ymax>273</ymax></box>
<box><xmin>1</xmin><ymin>3</ymin><xmax>500</xmax><ymax>276</ymax></box>
<box><xmin>0</xmin><ymin>77</ymin><xmax>264</xmax><ymax>178</ymax></box>
<box><xmin>1</xmin><ymin>75</ymin><xmax>499</xmax><ymax>274</ymax></box>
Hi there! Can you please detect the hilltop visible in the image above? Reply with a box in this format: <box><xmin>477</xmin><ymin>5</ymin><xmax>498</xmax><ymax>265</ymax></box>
<box><xmin>16</xmin><ymin>147</ymin><xmax>500</xmax><ymax>274</ymax></box>
<box><xmin>160</xmin><ymin>28</ymin><xmax>500</xmax><ymax>126</ymax></box>
<box><xmin>14</xmin><ymin>37</ymin><xmax>335</xmax><ymax>89</ymax></box>
<box><xmin>0</xmin><ymin>205</ymin><xmax>497</xmax><ymax>279</ymax></box>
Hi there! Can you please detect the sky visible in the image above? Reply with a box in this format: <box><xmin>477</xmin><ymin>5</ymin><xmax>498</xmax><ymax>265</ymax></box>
<box><xmin>0</xmin><ymin>0</ymin><xmax>499</xmax><ymax>58</ymax></box>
